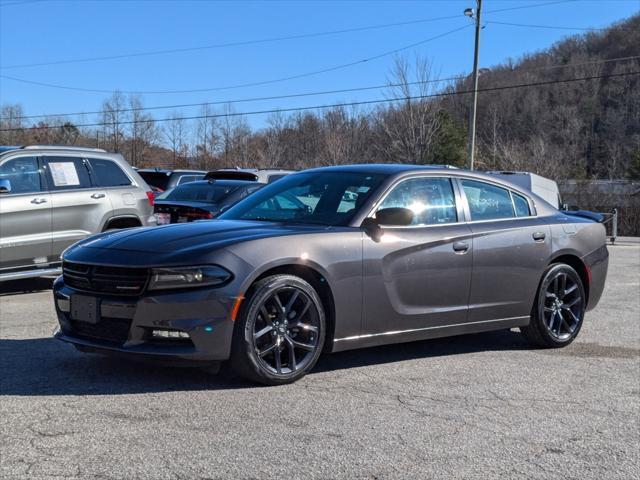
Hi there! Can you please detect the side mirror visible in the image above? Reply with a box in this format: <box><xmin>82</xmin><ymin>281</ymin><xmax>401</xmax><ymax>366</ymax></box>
<box><xmin>374</xmin><ymin>207</ymin><xmax>414</xmax><ymax>226</ymax></box>
<box><xmin>362</xmin><ymin>207</ymin><xmax>414</xmax><ymax>242</ymax></box>
<box><xmin>0</xmin><ymin>179</ymin><xmax>11</xmax><ymax>193</ymax></box>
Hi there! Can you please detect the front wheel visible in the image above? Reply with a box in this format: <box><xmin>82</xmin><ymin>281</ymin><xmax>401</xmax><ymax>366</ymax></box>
<box><xmin>230</xmin><ymin>275</ymin><xmax>326</xmax><ymax>385</ymax></box>
<box><xmin>520</xmin><ymin>263</ymin><xmax>586</xmax><ymax>348</ymax></box>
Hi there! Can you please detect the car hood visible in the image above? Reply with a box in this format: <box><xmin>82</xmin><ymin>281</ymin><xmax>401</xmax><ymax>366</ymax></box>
<box><xmin>74</xmin><ymin>220</ymin><xmax>329</xmax><ymax>255</ymax></box>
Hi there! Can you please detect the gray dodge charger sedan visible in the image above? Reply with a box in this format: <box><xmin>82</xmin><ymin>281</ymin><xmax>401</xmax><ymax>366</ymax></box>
<box><xmin>53</xmin><ymin>164</ymin><xmax>608</xmax><ymax>385</ymax></box>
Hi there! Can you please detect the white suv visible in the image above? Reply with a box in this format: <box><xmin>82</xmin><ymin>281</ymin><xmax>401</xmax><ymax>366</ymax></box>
<box><xmin>0</xmin><ymin>145</ymin><xmax>156</xmax><ymax>281</ymax></box>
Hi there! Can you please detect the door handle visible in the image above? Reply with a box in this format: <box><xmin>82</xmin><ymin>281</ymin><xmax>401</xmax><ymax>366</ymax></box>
<box><xmin>532</xmin><ymin>232</ymin><xmax>546</xmax><ymax>242</ymax></box>
<box><xmin>30</xmin><ymin>197</ymin><xmax>47</xmax><ymax>204</ymax></box>
<box><xmin>453</xmin><ymin>241</ymin><xmax>470</xmax><ymax>253</ymax></box>
<box><xmin>91</xmin><ymin>193</ymin><xmax>106</xmax><ymax>199</ymax></box>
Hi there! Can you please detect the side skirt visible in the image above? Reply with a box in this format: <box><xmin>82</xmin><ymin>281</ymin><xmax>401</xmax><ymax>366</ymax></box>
<box><xmin>331</xmin><ymin>316</ymin><xmax>530</xmax><ymax>352</ymax></box>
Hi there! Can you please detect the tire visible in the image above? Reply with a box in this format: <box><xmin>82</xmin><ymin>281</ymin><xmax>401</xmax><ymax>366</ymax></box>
<box><xmin>520</xmin><ymin>263</ymin><xmax>586</xmax><ymax>348</ymax></box>
<box><xmin>230</xmin><ymin>274</ymin><xmax>326</xmax><ymax>385</ymax></box>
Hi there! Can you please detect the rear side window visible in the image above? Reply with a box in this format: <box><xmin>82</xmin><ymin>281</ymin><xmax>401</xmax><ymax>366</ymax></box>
<box><xmin>156</xmin><ymin>183</ymin><xmax>240</xmax><ymax>203</ymax></box>
<box><xmin>0</xmin><ymin>156</ymin><xmax>43</xmax><ymax>194</ymax></box>
<box><xmin>44</xmin><ymin>156</ymin><xmax>92</xmax><ymax>191</ymax></box>
<box><xmin>88</xmin><ymin>158</ymin><xmax>132</xmax><ymax>187</ymax></box>
<box><xmin>377</xmin><ymin>177</ymin><xmax>457</xmax><ymax>225</ymax></box>
<box><xmin>512</xmin><ymin>192</ymin><xmax>531</xmax><ymax>217</ymax></box>
<box><xmin>461</xmin><ymin>179</ymin><xmax>515</xmax><ymax>221</ymax></box>
<box><xmin>139</xmin><ymin>171</ymin><xmax>170</xmax><ymax>191</ymax></box>
<box><xmin>267</xmin><ymin>174</ymin><xmax>286</xmax><ymax>183</ymax></box>
<box><xmin>177</xmin><ymin>175</ymin><xmax>202</xmax><ymax>185</ymax></box>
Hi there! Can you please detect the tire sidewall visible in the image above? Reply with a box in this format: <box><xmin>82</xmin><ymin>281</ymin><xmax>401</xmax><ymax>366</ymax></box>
<box><xmin>235</xmin><ymin>275</ymin><xmax>326</xmax><ymax>385</ymax></box>
<box><xmin>534</xmin><ymin>263</ymin><xmax>586</xmax><ymax>346</ymax></box>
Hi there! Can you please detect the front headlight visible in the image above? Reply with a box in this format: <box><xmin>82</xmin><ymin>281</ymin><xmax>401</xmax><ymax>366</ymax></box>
<box><xmin>148</xmin><ymin>265</ymin><xmax>232</xmax><ymax>290</ymax></box>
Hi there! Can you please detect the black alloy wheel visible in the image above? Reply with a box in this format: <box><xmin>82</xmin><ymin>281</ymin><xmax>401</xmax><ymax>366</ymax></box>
<box><xmin>521</xmin><ymin>263</ymin><xmax>586</xmax><ymax>348</ymax></box>
<box><xmin>231</xmin><ymin>275</ymin><xmax>325</xmax><ymax>385</ymax></box>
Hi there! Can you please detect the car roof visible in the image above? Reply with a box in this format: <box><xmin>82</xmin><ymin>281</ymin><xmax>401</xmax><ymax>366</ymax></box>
<box><xmin>138</xmin><ymin>168</ymin><xmax>206</xmax><ymax>174</ymax></box>
<box><xmin>174</xmin><ymin>179</ymin><xmax>259</xmax><ymax>187</ymax></box>
<box><xmin>302</xmin><ymin>163</ymin><xmax>460</xmax><ymax>175</ymax></box>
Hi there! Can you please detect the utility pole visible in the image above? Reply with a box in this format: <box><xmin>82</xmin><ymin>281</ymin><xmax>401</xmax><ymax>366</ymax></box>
<box><xmin>465</xmin><ymin>0</ymin><xmax>482</xmax><ymax>170</ymax></box>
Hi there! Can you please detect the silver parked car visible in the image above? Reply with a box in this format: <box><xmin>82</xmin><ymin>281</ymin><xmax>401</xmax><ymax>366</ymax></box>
<box><xmin>0</xmin><ymin>145</ymin><xmax>156</xmax><ymax>281</ymax></box>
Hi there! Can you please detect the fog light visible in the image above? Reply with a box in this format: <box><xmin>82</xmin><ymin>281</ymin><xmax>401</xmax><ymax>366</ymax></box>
<box><xmin>151</xmin><ymin>329</ymin><xmax>190</xmax><ymax>339</ymax></box>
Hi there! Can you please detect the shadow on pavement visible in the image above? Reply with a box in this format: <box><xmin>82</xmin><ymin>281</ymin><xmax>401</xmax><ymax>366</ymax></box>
<box><xmin>0</xmin><ymin>329</ymin><xmax>530</xmax><ymax>396</ymax></box>
<box><xmin>0</xmin><ymin>277</ymin><xmax>54</xmax><ymax>297</ymax></box>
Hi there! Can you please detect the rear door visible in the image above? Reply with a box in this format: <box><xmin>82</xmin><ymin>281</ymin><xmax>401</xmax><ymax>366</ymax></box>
<box><xmin>44</xmin><ymin>155</ymin><xmax>111</xmax><ymax>257</ymax></box>
<box><xmin>458</xmin><ymin>178</ymin><xmax>551</xmax><ymax>323</ymax></box>
<box><xmin>0</xmin><ymin>155</ymin><xmax>52</xmax><ymax>269</ymax></box>
<box><xmin>361</xmin><ymin>176</ymin><xmax>473</xmax><ymax>336</ymax></box>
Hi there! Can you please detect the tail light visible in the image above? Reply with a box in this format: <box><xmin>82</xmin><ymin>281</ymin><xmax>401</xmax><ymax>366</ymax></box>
<box><xmin>183</xmin><ymin>210</ymin><xmax>213</xmax><ymax>220</ymax></box>
<box><xmin>145</xmin><ymin>191</ymin><xmax>155</xmax><ymax>207</ymax></box>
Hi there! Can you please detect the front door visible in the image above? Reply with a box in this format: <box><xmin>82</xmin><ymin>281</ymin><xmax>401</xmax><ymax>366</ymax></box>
<box><xmin>0</xmin><ymin>155</ymin><xmax>52</xmax><ymax>270</ymax></box>
<box><xmin>362</xmin><ymin>176</ymin><xmax>473</xmax><ymax>337</ymax></box>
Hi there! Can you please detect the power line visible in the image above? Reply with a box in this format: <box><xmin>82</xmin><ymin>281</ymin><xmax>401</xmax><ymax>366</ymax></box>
<box><xmin>2</xmin><ymin>71</ymin><xmax>637</xmax><ymax>133</ymax></box>
<box><xmin>0</xmin><ymin>0</ymin><xmax>576</xmax><ymax>70</ymax></box>
<box><xmin>488</xmin><ymin>21</ymin><xmax>610</xmax><ymax>31</ymax></box>
<box><xmin>5</xmin><ymin>55</ymin><xmax>638</xmax><ymax>122</ymax></box>
<box><xmin>0</xmin><ymin>0</ymin><xmax>47</xmax><ymax>7</ymax></box>
<box><xmin>0</xmin><ymin>14</ymin><xmax>465</xmax><ymax>70</ymax></box>
<box><xmin>0</xmin><ymin>24</ymin><xmax>472</xmax><ymax>94</ymax></box>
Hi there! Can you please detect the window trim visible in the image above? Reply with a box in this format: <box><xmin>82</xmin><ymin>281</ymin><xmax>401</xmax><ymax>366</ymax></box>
<box><xmin>365</xmin><ymin>175</ymin><xmax>465</xmax><ymax>228</ymax></box>
<box><xmin>454</xmin><ymin>177</ymin><xmax>537</xmax><ymax>224</ymax></box>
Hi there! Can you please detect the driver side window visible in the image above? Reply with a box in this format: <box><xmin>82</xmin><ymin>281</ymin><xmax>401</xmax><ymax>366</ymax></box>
<box><xmin>0</xmin><ymin>156</ymin><xmax>43</xmax><ymax>194</ymax></box>
<box><xmin>377</xmin><ymin>177</ymin><xmax>458</xmax><ymax>225</ymax></box>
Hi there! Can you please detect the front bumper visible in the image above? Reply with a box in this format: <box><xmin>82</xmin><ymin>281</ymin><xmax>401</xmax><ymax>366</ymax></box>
<box><xmin>52</xmin><ymin>276</ymin><xmax>238</xmax><ymax>363</ymax></box>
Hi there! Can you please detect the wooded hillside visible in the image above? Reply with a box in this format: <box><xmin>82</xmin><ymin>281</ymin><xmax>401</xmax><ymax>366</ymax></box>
<box><xmin>1</xmin><ymin>14</ymin><xmax>638</xmax><ymax>181</ymax></box>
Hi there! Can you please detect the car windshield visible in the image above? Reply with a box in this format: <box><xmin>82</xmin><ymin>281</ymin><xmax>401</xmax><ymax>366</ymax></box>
<box><xmin>219</xmin><ymin>171</ymin><xmax>386</xmax><ymax>226</ymax></box>
<box><xmin>156</xmin><ymin>182</ymin><xmax>241</xmax><ymax>203</ymax></box>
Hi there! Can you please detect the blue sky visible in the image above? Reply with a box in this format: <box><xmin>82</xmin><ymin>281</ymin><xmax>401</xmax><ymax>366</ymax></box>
<box><xmin>0</xmin><ymin>0</ymin><xmax>638</xmax><ymax>129</ymax></box>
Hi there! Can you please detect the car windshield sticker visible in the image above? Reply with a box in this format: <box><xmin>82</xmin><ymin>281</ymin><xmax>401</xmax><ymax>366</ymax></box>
<box><xmin>49</xmin><ymin>162</ymin><xmax>80</xmax><ymax>186</ymax></box>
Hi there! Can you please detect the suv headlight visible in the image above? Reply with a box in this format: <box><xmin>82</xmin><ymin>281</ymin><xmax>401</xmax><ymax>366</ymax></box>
<box><xmin>148</xmin><ymin>265</ymin><xmax>232</xmax><ymax>290</ymax></box>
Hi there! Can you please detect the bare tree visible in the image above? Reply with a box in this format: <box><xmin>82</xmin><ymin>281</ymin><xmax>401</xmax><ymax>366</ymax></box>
<box><xmin>100</xmin><ymin>91</ymin><xmax>128</xmax><ymax>153</ymax></box>
<box><xmin>163</xmin><ymin>111</ymin><xmax>189</xmax><ymax>168</ymax></box>
<box><xmin>127</xmin><ymin>94</ymin><xmax>157</xmax><ymax>167</ymax></box>
<box><xmin>0</xmin><ymin>103</ymin><xmax>25</xmax><ymax>145</ymax></box>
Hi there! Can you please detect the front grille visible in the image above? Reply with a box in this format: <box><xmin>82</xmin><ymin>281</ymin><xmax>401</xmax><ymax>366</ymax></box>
<box><xmin>70</xmin><ymin>317</ymin><xmax>132</xmax><ymax>345</ymax></box>
<box><xmin>63</xmin><ymin>262</ymin><xmax>149</xmax><ymax>296</ymax></box>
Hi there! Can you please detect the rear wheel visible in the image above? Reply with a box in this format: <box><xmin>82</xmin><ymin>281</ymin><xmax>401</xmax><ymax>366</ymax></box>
<box><xmin>521</xmin><ymin>263</ymin><xmax>586</xmax><ymax>347</ymax></box>
<box><xmin>230</xmin><ymin>275</ymin><xmax>325</xmax><ymax>385</ymax></box>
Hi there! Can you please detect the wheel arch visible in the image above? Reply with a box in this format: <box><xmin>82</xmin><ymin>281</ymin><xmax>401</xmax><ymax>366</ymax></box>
<box><xmin>548</xmin><ymin>253</ymin><xmax>590</xmax><ymax>304</ymax></box>
<box><xmin>249</xmin><ymin>263</ymin><xmax>337</xmax><ymax>352</ymax></box>
<box><xmin>102</xmin><ymin>215</ymin><xmax>142</xmax><ymax>231</ymax></box>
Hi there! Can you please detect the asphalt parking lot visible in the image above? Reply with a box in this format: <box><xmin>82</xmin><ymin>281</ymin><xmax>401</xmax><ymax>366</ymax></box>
<box><xmin>1</xmin><ymin>241</ymin><xmax>638</xmax><ymax>480</ymax></box>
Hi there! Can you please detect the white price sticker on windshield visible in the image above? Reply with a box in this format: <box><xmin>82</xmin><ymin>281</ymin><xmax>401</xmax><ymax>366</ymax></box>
<box><xmin>49</xmin><ymin>162</ymin><xmax>80</xmax><ymax>187</ymax></box>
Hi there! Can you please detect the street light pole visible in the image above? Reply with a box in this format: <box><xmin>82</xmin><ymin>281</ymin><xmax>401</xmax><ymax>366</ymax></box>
<box><xmin>466</xmin><ymin>0</ymin><xmax>482</xmax><ymax>170</ymax></box>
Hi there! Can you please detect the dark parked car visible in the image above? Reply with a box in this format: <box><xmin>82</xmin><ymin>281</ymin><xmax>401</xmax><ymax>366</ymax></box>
<box><xmin>53</xmin><ymin>164</ymin><xmax>608</xmax><ymax>385</ymax></box>
<box><xmin>153</xmin><ymin>179</ymin><xmax>264</xmax><ymax>224</ymax></box>
<box><xmin>205</xmin><ymin>168</ymin><xmax>294</xmax><ymax>184</ymax></box>
<box><xmin>137</xmin><ymin>168</ymin><xmax>206</xmax><ymax>195</ymax></box>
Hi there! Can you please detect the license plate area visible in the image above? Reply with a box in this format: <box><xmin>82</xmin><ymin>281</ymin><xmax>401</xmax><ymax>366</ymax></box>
<box><xmin>70</xmin><ymin>294</ymin><xmax>100</xmax><ymax>324</ymax></box>
<box><xmin>155</xmin><ymin>212</ymin><xmax>171</xmax><ymax>225</ymax></box>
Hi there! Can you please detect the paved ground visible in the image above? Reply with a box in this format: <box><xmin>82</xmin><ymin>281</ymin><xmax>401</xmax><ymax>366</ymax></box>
<box><xmin>1</xmin><ymin>241</ymin><xmax>638</xmax><ymax>480</ymax></box>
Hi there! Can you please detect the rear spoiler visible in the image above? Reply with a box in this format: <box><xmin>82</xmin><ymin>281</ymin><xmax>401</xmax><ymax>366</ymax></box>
<box><xmin>204</xmin><ymin>171</ymin><xmax>259</xmax><ymax>181</ymax></box>
<box><xmin>564</xmin><ymin>210</ymin><xmax>604</xmax><ymax>223</ymax></box>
